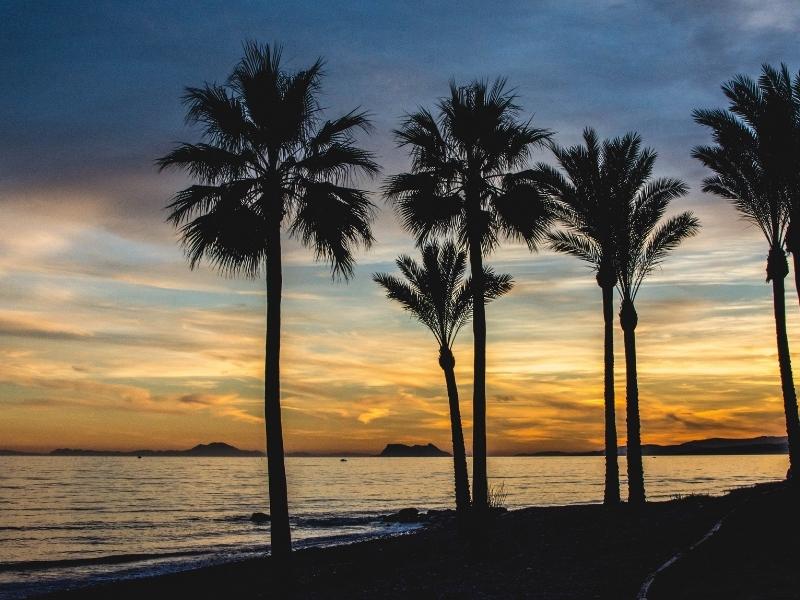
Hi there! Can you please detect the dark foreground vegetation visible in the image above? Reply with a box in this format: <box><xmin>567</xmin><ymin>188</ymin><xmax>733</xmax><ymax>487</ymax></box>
<box><xmin>38</xmin><ymin>482</ymin><xmax>796</xmax><ymax>600</ymax></box>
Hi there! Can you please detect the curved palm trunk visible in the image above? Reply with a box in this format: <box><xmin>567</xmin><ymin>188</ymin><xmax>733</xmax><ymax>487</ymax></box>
<box><xmin>601</xmin><ymin>285</ymin><xmax>621</xmax><ymax>505</ymax></box>
<box><xmin>265</xmin><ymin>223</ymin><xmax>291</xmax><ymax>557</ymax></box>
<box><xmin>440</xmin><ymin>347</ymin><xmax>471</xmax><ymax>513</ymax></box>
<box><xmin>620</xmin><ymin>298</ymin><xmax>645</xmax><ymax>505</ymax></box>
<box><xmin>467</xmin><ymin>228</ymin><xmax>488</xmax><ymax>511</ymax></box>
<box><xmin>768</xmin><ymin>250</ymin><xmax>800</xmax><ymax>480</ymax></box>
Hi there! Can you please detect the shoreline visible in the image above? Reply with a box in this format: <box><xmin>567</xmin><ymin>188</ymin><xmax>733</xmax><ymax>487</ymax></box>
<box><xmin>31</xmin><ymin>481</ymin><xmax>797</xmax><ymax>599</ymax></box>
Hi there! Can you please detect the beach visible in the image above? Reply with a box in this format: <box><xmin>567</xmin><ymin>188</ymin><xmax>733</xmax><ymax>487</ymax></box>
<box><xmin>29</xmin><ymin>481</ymin><xmax>796</xmax><ymax>599</ymax></box>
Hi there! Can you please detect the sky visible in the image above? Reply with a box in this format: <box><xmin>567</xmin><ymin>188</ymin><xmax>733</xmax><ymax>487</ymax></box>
<box><xmin>1</xmin><ymin>0</ymin><xmax>800</xmax><ymax>454</ymax></box>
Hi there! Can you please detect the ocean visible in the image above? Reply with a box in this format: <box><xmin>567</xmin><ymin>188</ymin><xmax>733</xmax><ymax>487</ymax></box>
<box><xmin>0</xmin><ymin>455</ymin><xmax>788</xmax><ymax>599</ymax></box>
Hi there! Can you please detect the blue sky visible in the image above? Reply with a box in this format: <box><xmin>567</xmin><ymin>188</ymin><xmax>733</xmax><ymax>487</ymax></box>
<box><xmin>1</xmin><ymin>0</ymin><xmax>799</xmax><ymax>453</ymax></box>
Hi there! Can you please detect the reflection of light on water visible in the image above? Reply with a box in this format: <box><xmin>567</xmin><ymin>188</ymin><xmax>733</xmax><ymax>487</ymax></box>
<box><xmin>0</xmin><ymin>455</ymin><xmax>788</xmax><ymax>598</ymax></box>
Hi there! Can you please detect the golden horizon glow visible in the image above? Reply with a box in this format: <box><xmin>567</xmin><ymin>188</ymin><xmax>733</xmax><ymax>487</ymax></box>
<box><xmin>3</xmin><ymin>1</ymin><xmax>800</xmax><ymax>456</ymax></box>
<box><xmin>1</xmin><ymin>185</ymin><xmax>797</xmax><ymax>455</ymax></box>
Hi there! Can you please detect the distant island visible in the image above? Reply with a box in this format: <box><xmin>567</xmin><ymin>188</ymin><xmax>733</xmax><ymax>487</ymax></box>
<box><xmin>379</xmin><ymin>443</ymin><xmax>451</xmax><ymax>457</ymax></box>
<box><xmin>1</xmin><ymin>436</ymin><xmax>790</xmax><ymax>458</ymax></box>
<box><xmin>516</xmin><ymin>436</ymin><xmax>789</xmax><ymax>456</ymax></box>
<box><xmin>0</xmin><ymin>442</ymin><xmax>264</xmax><ymax>457</ymax></box>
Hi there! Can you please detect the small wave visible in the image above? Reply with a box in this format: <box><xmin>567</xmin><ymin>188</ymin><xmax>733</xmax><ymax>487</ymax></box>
<box><xmin>296</xmin><ymin>515</ymin><xmax>382</xmax><ymax>527</ymax></box>
<box><xmin>0</xmin><ymin>549</ymin><xmax>216</xmax><ymax>573</ymax></box>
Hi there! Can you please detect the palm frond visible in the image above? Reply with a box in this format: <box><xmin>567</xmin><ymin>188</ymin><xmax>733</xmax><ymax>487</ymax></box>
<box><xmin>156</xmin><ymin>143</ymin><xmax>252</xmax><ymax>183</ymax></box>
<box><xmin>384</xmin><ymin>173</ymin><xmax>463</xmax><ymax>245</ymax></box>
<box><xmin>289</xmin><ymin>181</ymin><xmax>375</xmax><ymax>279</ymax></box>
<box><xmin>633</xmin><ymin>212</ymin><xmax>700</xmax><ymax>294</ymax></box>
<box><xmin>372</xmin><ymin>272</ymin><xmax>440</xmax><ymax>343</ymax></box>
<box><xmin>548</xmin><ymin>230</ymin><xmax>602</xmax><ymax>266</ymax></box>
<box><xmin>181</xmin><ymin>84</ymin><xmax>249</xmax><ymax>150</ymax></box>
<box><xmin>493</xmin><ymin>176</ymin><xmax>557</xmax><ymax>250</ymax></box>
<box><xmin>178</xmin><ymin>198</ymin><xmax>267</xmax><ymax>278</ymax></box>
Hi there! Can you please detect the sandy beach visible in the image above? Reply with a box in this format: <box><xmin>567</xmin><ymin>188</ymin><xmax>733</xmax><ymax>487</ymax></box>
<box><xmin>31</xmin><ymin>481</ymin><xmax>796</xmax><ymax>599</ymax></box>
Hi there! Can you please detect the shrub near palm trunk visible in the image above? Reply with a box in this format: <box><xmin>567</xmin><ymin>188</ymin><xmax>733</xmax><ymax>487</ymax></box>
<box><xmin>385</xmin><ymin>79</ymin><xmax>555</xmax><ymax>510</ymax></box>
<box><xmin>158</xmin><ymin>42</ymin><xmax>378</xmax><ymax>557</ymax></box>
<box><xmin>373</xmin><ymin>241</ymin><xmax>513</xmax><ymax>514</ymax></box>
<box><xmin>694</xmin><ymin>68</ymin><xmax>800</xmax><ymax>481</ymax></box>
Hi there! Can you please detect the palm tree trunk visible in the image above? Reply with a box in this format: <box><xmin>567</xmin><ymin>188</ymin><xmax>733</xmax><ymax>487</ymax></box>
<box><xmin>787</xmin><ymin>220</ymin><xmax>800</xmax><ymax>309</ymax></box>
<box><xmin>620</xmin><ymin>298</ymin><xmax>645</xmax><ymax>505</ymax></box>
<box><xmin>467</xmin><ymin>228</ymin><xmax>488</xmax><ymax>511</ymax></box>
<box><xmin>440</xmin><ymin>347</ymin><xmax>471</xmax><ymax>513</ymax></box>
<box><xmin>791</xmin><ymin>249</ymin><xmax>800</xmax><ymax>311</ymax></box>
<box><xmin>602</xmin><ymin>285</ymin><xmax>621</xmax><ymax>505</ymax></box>
<box><xmin>265</xmin><ymin>223</ymin><xmax>291</xmax><ymax>557</ymax></box>
<box><xmin>768</xmin><ymin>249</ymin><xmax>800</xmax><ymax>480</ymax></box>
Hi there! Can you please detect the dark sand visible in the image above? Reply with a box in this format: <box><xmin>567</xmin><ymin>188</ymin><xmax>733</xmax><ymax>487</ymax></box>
<box><xmin>37</xmin><ymin>482</ymin><xmax>796</xmax><ymax>599</ymax></box>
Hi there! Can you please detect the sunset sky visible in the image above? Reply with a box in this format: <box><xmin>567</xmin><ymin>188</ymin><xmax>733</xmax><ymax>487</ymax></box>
<box><xmin>2</xmin><ymin>0</ymin><xmax>800</xmax><ymax>454</ymax></box>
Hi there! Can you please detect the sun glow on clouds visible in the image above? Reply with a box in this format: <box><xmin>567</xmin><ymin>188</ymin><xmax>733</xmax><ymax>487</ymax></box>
<box><xmin>3</xmin><ymin>0</ymin><xmax>800</xmax><ymax>454</ymax></box>
<box><xmin>1</xmin><ymin>180</ymin><xmax>799</xmax><ymax>454</ymax></box>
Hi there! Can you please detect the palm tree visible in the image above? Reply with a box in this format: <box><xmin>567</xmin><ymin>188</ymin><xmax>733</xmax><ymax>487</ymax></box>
<box><xmin>373</xmin><ymin>241</ymin><xmax>513</xmax><ymax>514</ymax></box>
<box><xmin>736</xmin><ymin>65</ymin><xmax>800</xmax><ymax>308</ymax></box>
<box><xmin>609</xmin><ymin>134</ymin><xmax>698</xmax><ymax>504</ymax></box>
<box><xmin>527</xmin><ymin>127</ymin><xmax>629</xmax><ymax>505</ymax></box>
<box><xmin>157</xmin><ymin>42</ymin><xmax>378</xmax><ymax>557</ymax></box>
<box><xmin>694</xmin><ymin>70</ymin><xmax>800</xmax><ymax>481</ymax></box>
<box><xmin>384</xmin><ymin>79</ymin><xmax>554</xmax><ymax>510</ymax></box>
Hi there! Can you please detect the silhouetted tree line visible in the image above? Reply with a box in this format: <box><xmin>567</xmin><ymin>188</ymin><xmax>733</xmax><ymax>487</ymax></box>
<box><xmin>159</xmin><ymin>42</ymin><xmax>800</xmax><ymax>557</ymax></box>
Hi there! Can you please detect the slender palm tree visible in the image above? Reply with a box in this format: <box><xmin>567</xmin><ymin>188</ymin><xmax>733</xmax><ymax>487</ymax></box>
<box><xmin>157</xmin><ymin>42</ymin><xmax>378</xmax><ymax>556</ymax></box>
<box><xmin>608</xmin><ymin>134</ymin><xmax>698</xmax><ymax>505</ymax></box>
<box><xmin>373</xmin><ymin>241</ymin><xmax>513</xmax><ymax>514</ymax></box>
<box><xmin>694</xmin><ymin>72</ymin><xmax>800</xmax><ymax>481</ymax></box>
<box><xmin>527</xmin><ymin>127</ymin><xmax>628</xmax><ymax>505</ymax></box>
<box><xmin>731</xmin><ymin>65</ymin><xmax>800</xmax><ymax>308</ymax></box>
<box><xmin>384</xmin><ymin>79</ymin><xmax>554</xmax><ymax>510</ymax></box>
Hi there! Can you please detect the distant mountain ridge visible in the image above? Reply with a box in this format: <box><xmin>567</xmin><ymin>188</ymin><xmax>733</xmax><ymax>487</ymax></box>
<box><xmin>379</xmin><ymin>443</ymin><xmax>451</xmax><ymax>457</ymax></box>
<box><xmin>516</xmin><ymin>436</ymin><xmax>789</xmax><ymax>457</ymax></box>
<box><xmin>0</xmin><ymin>442</ymin><xmax>264</xmax><ymax>457</ymax></box>
<box><xmin>1</xmin><ymin>436</ymin><xmax>789</xmax><ymax>457</ymax></box>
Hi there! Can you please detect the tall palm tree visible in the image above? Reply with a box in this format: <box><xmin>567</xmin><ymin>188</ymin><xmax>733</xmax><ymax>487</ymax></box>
<box><xmin>610</xmin><ymin>134</ymin><xmax>698</xmax><ymax>504</ymax></box>
<box><xmin>694</xmin><ymin>71</ymin><xmax>800</xmax><ymax>481</ymax></box>
<box><xmin>385</xmin><ymin>79</ymin><xmax>554</xmax><ymax>510</ymax></box>
<box><xmin>157</xmin><ymin>42</ymin><xmax>378</xmax><ymax>557</ymax></box>
<box><xmin>373</xmin><ymin>241</ymin><xmax>513</xmax><ymax>514</ymax></box>
<box><xmin>738</xmin><ymin>65</ymin><xmax>800</xmax><ymax>308</ymax></box>
<box><xmin>527</xmin><ymin>127</ymin><xmax>629</xmax><ymax>505</ymax></box>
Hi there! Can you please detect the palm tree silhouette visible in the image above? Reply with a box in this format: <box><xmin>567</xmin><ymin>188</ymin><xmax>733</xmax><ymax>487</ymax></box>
<box><xmin>609</xmin><ymin>133</ymin><xmax>698</xmax><ymax>505</ymax></box>
<box><xmin>373</xmin><ymin>241</ymin><xmax>513</xmax><ymax>514</ymax></box>
<box><xmin>694</xmin><ymin>69</ymin><xmax>800</xmax><ymax>481</ymax></box>
<box><xmin>385</xmin><ymin>79</ymin><xmax>554</xmax><ymax>510</ymax></box>
<box><xmin>528</xmin><ymin>128</ymin><xmax>630</xmax><ymax>505</ymax></box>
<box><xmin>725</xmin><ymin>65</ymin><xmax>800</xmax><ymax>307</ymax></box>
<box><xmin>157</xmin><ymin>42</ymin><xmax>378</xmax><ymax>556</ymax></box>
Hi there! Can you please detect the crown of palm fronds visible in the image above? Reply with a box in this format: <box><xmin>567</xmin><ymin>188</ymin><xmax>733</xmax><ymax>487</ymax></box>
<box><xmin>614</xmin><ymin>164</ymin><xmax>697</xmax><ymax>299</ymax></box>
<box><xmin>157</xmin><ymin>41</ymin><xmax>379</xmax><ymax>279</ymax></box>
<box><xmin>526</xmin><ymin>128</ymin><xmax>698</xmax><ymax>295</ymax></box>
<box><xmin>373</xmin><ymin>241</ymin><xmax>513</xmax><ymax>348</ymax></box>
<box><xmin>693</xmin><ymin>63</ymin><xmax>800</xmax><ymax>250</ymax></box>
<box><xmin>384</xmin><ymin>79</ymin><xmax>556</xmax><ymax>253</ymax></box>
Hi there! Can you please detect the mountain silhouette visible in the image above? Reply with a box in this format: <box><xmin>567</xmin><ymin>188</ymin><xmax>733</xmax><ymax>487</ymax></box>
<box><xmin>41</xmin><ymin>442</ymin><xmax>264</xmax><ymax>457</ymax></box>
<box><xmin>378</xmin><ymin>443</ymin><xmax>451</xmax><ymax>457</ymax></box>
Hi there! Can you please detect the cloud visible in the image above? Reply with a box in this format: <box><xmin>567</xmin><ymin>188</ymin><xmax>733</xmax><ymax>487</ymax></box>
<box><xmin>2</xmin><ymin>1</ymin><xmax>800</xmax><ymax>452</ymax></box>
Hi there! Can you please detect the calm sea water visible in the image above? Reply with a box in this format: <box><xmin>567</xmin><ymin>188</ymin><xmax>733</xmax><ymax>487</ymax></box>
<box><xmin>0</xmin><ymin>455</ymin><xmax>788</xmax><ymax>598</ymax></box>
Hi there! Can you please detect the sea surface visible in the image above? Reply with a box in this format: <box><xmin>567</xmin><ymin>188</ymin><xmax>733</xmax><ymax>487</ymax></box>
<box><xmin>0</xmin><ymin>455</ymin><xmax>788</xmax><ymax>598</ymax></box>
